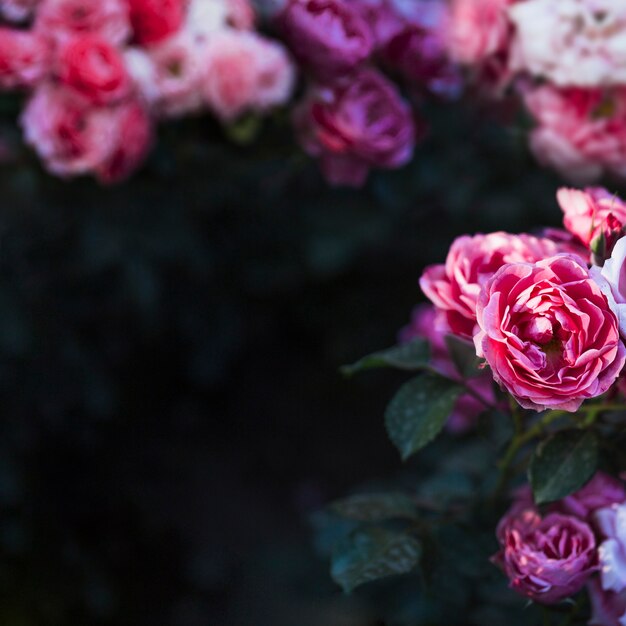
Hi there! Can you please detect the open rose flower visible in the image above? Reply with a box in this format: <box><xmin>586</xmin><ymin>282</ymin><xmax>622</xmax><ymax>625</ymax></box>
<box><xmin>556</xmin><ymin>472</ymin><xmax>626</xmax><ymax>522</ymax></box>
<box><xmin>508</xmin><ymin>0</ymin><xmax>626</xmax><ymax>87</ymax></box>
<box><xmin>127</xmin><ymin>0</ymin><xmax>185</xmax><ymax>46</ymax></box>
<box><xmin>420</xmin><ymin>232</ymin><xmax>563</xmax><ymax>338</ymax></box>
<box><xmin>0</xmin><ymin>27</ymin><xmax>49</xmax><ymax>89</ymax></box>
<box><xmin>57</xmin><ymin>34</ymin><xmax>130</xmax><ymax>105</ymax></box>
<box><xmin>294</xmin><ymin>68</ymin><xmax>415</xmax><ymax>187</ymax></box>
<box><xmin>474</xmin><ymin>254</ymin><xmax>626</xmax><ymax>412</ymax></box>
<box><xmin>278</xmin><ymin>0</ymin><xmax>373</xmax><ymax>81</ymax></box>
<box><xmin>494</xmin><ymin>505</ymin><xmax>598</xmax><ymax>603</ymax></box>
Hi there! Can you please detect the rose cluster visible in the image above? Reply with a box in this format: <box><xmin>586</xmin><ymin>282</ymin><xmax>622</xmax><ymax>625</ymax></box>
<box><xmin>0</xmin><ymin>0</ymin><xmax>295</xmax><ymax>182</ymax></box>
<box><xmin>278</xmin><ymin>0</ymin><xmax>460</xmax><ymax>187</ymax></box>
<box><xmin>447</xmin><ymin>0</ymin><xmax>626</xmax><ymax>183</ymax></box>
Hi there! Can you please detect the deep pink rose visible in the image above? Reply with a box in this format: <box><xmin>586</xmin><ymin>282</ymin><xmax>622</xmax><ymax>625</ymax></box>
<box><xmin>474</xmin><ymin>254</ymin><xmax>626</xmax><ymax>412</ymax></box>
<box><xmin>202</xmin><ymin>30</ymin><xmax>295</xmax><ymax>122</ymax></box>
<box><xmin>596</xmin><ymin>503</ymin><xmax>626</xmax><ymax>594</ymax></box>
<box><xmin>557</xmin><ymin>187</ymin><xmax>626</xmax><ymax>248</ymax></box>
<box><xmin>57</xmin><ymin>34</ymin><xmax>130</xmax><ymax>105</ymax></box>
<box><xmin>494</xmin><ymin>505</ymin><xmax>598</xmax><ymax>604</ymax></box>
<box><xmin>294</xmin><ymin>68</ymin><xmax>415</xmax><ymax>187</ymax></box>
<box><xmin>128</xmin><ymin>0</ymin><xmax>185</xmax><ymax>46</ymax></box>
<box><xmin>35</xmin><ymin>0</ymin><xmax>131</xmax><ymax>46</ymax></box>
<box><xmin>525</xmin><ymin>86</ymin><xmax>626</xmax><ymax>183</ymax></box>
<box><xmin>0</xmin><ymin>0</ymin><xmax>41</xmax><ymax>22</ymax></box>
<box><xmin>593</xmin><ymin>237</ymin><xmax>626</xmax><ymax>339</ymax></box>
<box><xmin>0</xmin><ymin>28</ymin><xmax>49</xmax><ymax>90</ymax></box>
<box><xmin>588</xmin><ymin>578</ymin><xmax>626</xmax><ymax>626</ymax></box>
<box><xmin>556</xmin><ymin>472</ymin><xmax>626</xmax><ymax>522</ymax></box>
<box><xmin>399</xmin><ymin>304</ymin><xmax>496</xmax><ymax>433</ymax></box>
<box><xmin>278</xmin><ymin>0</ymin><xmax>373</xmax><ymax>81</ymax></box>
<box><xmin>420</xmin><ymin>232</ymin><xmax>562</xmax><ymax>338</ymax></box>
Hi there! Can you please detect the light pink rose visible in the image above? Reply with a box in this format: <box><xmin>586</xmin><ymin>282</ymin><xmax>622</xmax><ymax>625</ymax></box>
<box><xmin>525</xmin><ymin>85</ymin><xmax>626</xmax><ymax>183</ymax></box>
<box><xmin>597</xmin><ymin>503</ymin><xmax>626</xmax><ymax>594</ymax></box>
<box><xmin>202</xmin><ymin>31</ymin><xmax>295</xmax><ymax>122</ymax></box>
<box><xmin>474</xmin><ymin>254</ymin><xmax>626</xmax><ymax>412</ymax></box>
<box><xmin>399</xmin><ymin>304</ymin><xmax>496</xmax><ymax>433</ymax></box>
<box><xmin>420</xmin><ymin>232</ymin><xmax>563</xmax><ymax>338</ymax></box>
<box><xmin>226</xmin><ymin>0</ymin><xmax>256</xmax><ymax>30</ymax></box>
<box><xmin>588</xmin><ymin>578</ymin><xmax>626</xmax><ymax>626</ymax></box>
<box><xmin>35</xmin><ymin>0</ymin><xmax>131</xmax><ymax>46</ymax></box>
<box><xmin>447</xmin><ymin>0</ymin><xmax>512</xmax><ymax>65</ymax></box>
<box><xmin>0</xmin><ymin>0</ymin><xmax>41</xmax><ymax>22</ymax></box>
<box><xmin>592</xmin><ymin>237</ymin><xmax>626</xmax><ymax>338</ymax></box>
<box><xmin>0</xmin><ymin>28</ymin><xmax>49</xmax><ymax>90</ymax></box>
<box><xmin>494</xmin><ymin>505</ymin><xmax>598</xmax><ymax>603</ymax></box>
<box><xmin>557</xmin><ymin>187</ymin><xmax>626</xmax><ymax>248</ymax></box>
<box><xmin>508</xmin><ymin>0</ymin><xmax>626</xmax><ymax>87</ymax></box>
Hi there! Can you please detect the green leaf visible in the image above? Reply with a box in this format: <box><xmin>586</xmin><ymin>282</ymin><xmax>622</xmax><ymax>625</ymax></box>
<box><xmin>331</xmin><ymin>527</ymin><xmax>422</xmax><ymax>593</ymax></box>
<box><xmin>340</xmin><ymin>339</ymin><xmax>430</xmax><ymax>377</ymax></box>
<box><xmin>444</xmin><ymin>334</ymin><xmax>483</xmax><ymax>379</ymax></box>
<box><xmin>329</xmin><ymin>492</ymin><xmax>419</xmax><ymax>522</ymax></box>
<box><xmin>385</xmin><ymin>374</ymin><xmax>464</xmax><ymax>460</ymax></box>
<box><xmin>529</xmin><ymin>429</ymin><xmax>599</xmax><ymax>505</ymax></box>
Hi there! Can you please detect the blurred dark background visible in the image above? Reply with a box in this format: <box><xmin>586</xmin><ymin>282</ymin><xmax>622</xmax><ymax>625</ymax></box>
<box><xmin>0</xmin><ymin>103</ymin><xmax>578</xmax><ymax>625</ymax></box>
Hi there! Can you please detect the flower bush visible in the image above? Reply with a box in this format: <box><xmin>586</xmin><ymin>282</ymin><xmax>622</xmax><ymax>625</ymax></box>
<box><xmin>316</xmin><ymin>185</ymin><xmax>626</xmax><ymax>625</ymax></box>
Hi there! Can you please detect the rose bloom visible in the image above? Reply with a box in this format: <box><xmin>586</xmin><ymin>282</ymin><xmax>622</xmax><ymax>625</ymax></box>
<box><xmin>35</xmin><ymin>0</ymin><xmax>131</xmax><ymax>46</ymax></box>
<box><xmin>557</xmin><ymin>187</ymin><xmax>626</xmax><ymax>248</ymax></box>
<box><xmin>0</xmin><ymin>28</ymin><xmax>49</xmax><ymax>89</ymax></box>
<box><xmin>474</xmin><ymin>254</ymin><xmax>626</xmax><ymax>412</ymax></box>
<box><xmin>588</xmin><ymin>578</ymin><xmax>626</xmax><ymax>626</ymax></box>
<box><xmin>127</xmin><ymin>0</ymin><xmax>185</xmax><ymax>46</ymax></box>
<box><xmin>447</xmin><ymin>0</ymin><xmax>512</xmax><ymax>65</ymax></box>
<box><xmin>57</xmin><ymin>34</ymin><xmax>130</xmax><ymax>105</ymax></box>
<box><xmin>400</xmin><ymin>304</ymin><xmax>496</xmax><ymax>433</ymax></box>
<box><xmin>202</xmin><ymin>31</ymin><xmax>295</xmax><ymax>122</ymax></box>
<box><xmin>294</xmin><ymin>68</ymin><xmax>415</xmax><ymax>187</ymax></box>
<box><xmin>556</xmin><ymin>472</ymin><xmax>626</xmax><ymax>522</ymax></box>
<box><xmin>593</xmin><ymin>236</ymin><xmax>626</xmax><ymax>339</ymax></box>
<box><xmin>420</xmin><ymin>232</ymin><xmax>563</xmax><ymax>338</ymax></box>
<box><xmin>508</xmin><ymin>0</ymin><xmax>626</xmax><ymax>87</ymax></box>
<box><xmin>597</xmin><ymin>502</ymin><xmax>626</xmax><ymax>595</ymax></box>
<box><xmin>494</xmin><ymin>505</ymin><xmax>598</xmax><ymax>603</ymax></box>
<box><xmin>0</xmin><ymin>0</ymin><xmax>41</xmax><ymax>22</ymax></box>
<box><xmin>278</xmin><ymin>0</ymin><xmax>373</xmax><ymax>81</ymax></box>
<box><xmin>525</xmin><ymin>85</ymin><xmax>626</xmax><ymax>184</ymax></box>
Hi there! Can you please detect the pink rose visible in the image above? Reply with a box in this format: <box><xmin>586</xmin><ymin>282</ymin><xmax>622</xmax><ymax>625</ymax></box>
<box><xmin>420</xmin><ymin>232</ymin><xmax>563</xmax><ymax>338</ymax></box>
<box><xmin>556</xmin><ymin>472</ymin><xmax>626</xmax><ymax>522</ymax></box>
<box><xmin>447</xmin><ymin>0</ymin><xmax>512</xmax><ymax>65</ymax></box>
<box><xmin>127</xmin><ymin>0</ymin><xmax>185</xmax><ymax>46</ymax></box>
<box><xmin>525</xmin><ymin>85</ymin><xmax>626</xmax><ymax>183</ymax></box>
<box><xmin>0</xmin><ymin>28</ymin><xmax>49</xmax><ymax>90</ymax></box>
<box><xmin>57</xmin><ymin>34</ymin><xmax>130</xmax><ymax>105</ymax></box>
<box><xmin>596</xmin><ymin>503</ymin><xmax>626</xmax><ymax>594</ymax></box>
<box><xmin>588</xmin><ymin>578</ymin><xmax>626</xmax><ymax>626</ymax></box>
<box><xmin>557</xmin><ymin>187</ymin><xmax>626</xmax><ymax>248</ymax></box>
<box><xmin>399</xmin><ymin>304</ymin><xmax>496</xmax><ymax>433</ymax></box>
<box><xmin>35</xmin><ymin>0</ymin><xmax>131</xmax><ymax>46</ymax></box>
<box><xmin>494</xmin><ymin>506</ymin><xmax>598</xmax><ymax>603</ymax></box>
<box><xmin>225</xmin><ymin>0</ymin><xmax>256</xmax><ymax>30</ymax></box>
<box><xmin>592</xmin><ymin>237</ymin><xmax>626</xmax><ymax>338</ymax></box>
<box><xmin>202</xmin><ymin>31</ymin><xmax>295</xmax><ymax>122</ymax></box>
<box><xmin>294</xmin><ymin>68</ymin><xmax>415</xmax><ymax>187</ymax></box>
<box><xmin>474</xmin><ymin>254</ymin><xmax>626</xmax><ymax>412</ymax></box>
<box><xmin>0</xmin><ymin>0</ymin><xmax>41</xmax><ymax>22</ymax></box>
<box><xmin>278</xmin><ymin>0</ymin><xmax>373</xmax><ymax>81</ymax></box>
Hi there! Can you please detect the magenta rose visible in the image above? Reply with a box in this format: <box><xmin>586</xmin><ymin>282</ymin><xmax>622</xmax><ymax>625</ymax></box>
<box><xmin>588</xmin><ymin>578</ymin><xmax>626</xmax><ymax>626</ymax></box>
<box><xmin>0</xmin><ymin>27</ymin><xmax>49</xmax><ymax>90</ymax></box>
<box><xmin>474</xmin><ymin>254</ymin><xmax>626</xmax><ymax>412</ymax></box>
<box><xmin>420</xmin><ymin>232</ymin><xmax>563</xmax><ymax>338</ymax></box>
<box><xmin>294</xmin><ymin>68</ymin><xmax>415</xmax><ymax>187</ymax></box>
<box><xmin>556</xmin><ymin>472</ymin><xmax>626</xmax><ymax>522</ymax></box>
<box><xmin>494</xmin><ymin>505</ymin><xmax>598</xmax><ymax>604</ymax></box>
<box><xmin>278</xmin><ymin>0</ymin><xmax>373</xmax><ymax>81</ymax></box>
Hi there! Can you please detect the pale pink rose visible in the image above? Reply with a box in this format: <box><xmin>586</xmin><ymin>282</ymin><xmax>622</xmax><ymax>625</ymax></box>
<box><xmin>0</xmin><ymin>0</ymin><xmax>41</xmax><ymax>22</ymax></box>
<box><xmin>588</xmin><ymin>578</ymin><xmax>626</xmax><ymax>626</ymax></box>
<box><xmin>557</xmin><ymin>187</ymin><xmax>626</xmax><ymax>248</ymax></box>
<box><xmin>184</xmin><ymin>0</ymin><xmax>229</xmax><ymax>44</ymax></box>
<box><xmin>419</xmin><ymin>232</ymin><xmax>563</xmax><ymax>338</ymax></box>
<box><xmin>35</xmin><ymin>0</ymin><xmax>131</xmax><ymax>46</ymax></box>
<box><xmin>525</xmin><ymin>85</ymin><xmax>626</xmax><ymax>183</ymax></box>
<box><xmin>508</xmin><ymin>0</ymin><xmax>626</xmax><ymax>87</ymax></box>
<box><xmin>474</xmin><ymin>254</ymin><xmax>626</xmax><ymax>412</ymax></box>
<box><xmin>0</xmin><ymin>28</ymin><xmax>49</xmax><ymax>90</ymax></box>
<box><xmin>447</xmin><ymin>0</ymin><xmax>512</xmax><ymax>65</ymax></box>
<box><xmin>202</xmin><ymin>31</ymin><xmax>295</xmax><ymax>122</ymax></box>
<box><xmin>494</xmin><ymin>505</ymin><xmax>598</xmax><ymax>603</ymax></box>
<box><xmin>596</xmin><ymin>503</ymin><xmax>626</xmax><ymax>594</ymax></box>
<box><xmin>399</xmin><ymin>304</ymin><xmax>496</xmax><ymax>433</ymax></box>
<box><xmin>124</xmin><ymin>47</ymin><xmax>160</xmax><ymax>105</ymax></box>
<box><xmin>592</xmin><ymin>236</ymin><xmax>626</xmax><ymax>338</ymax></box>
<box><xmin>226</xmin><ymin>0</ymin><xmax>256</xmax><ymax>29</ymax></box>
<box><xmin>556</xmin><ymin>472</ymin><xmax>626</xmax><ymax>522</ymax></box>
